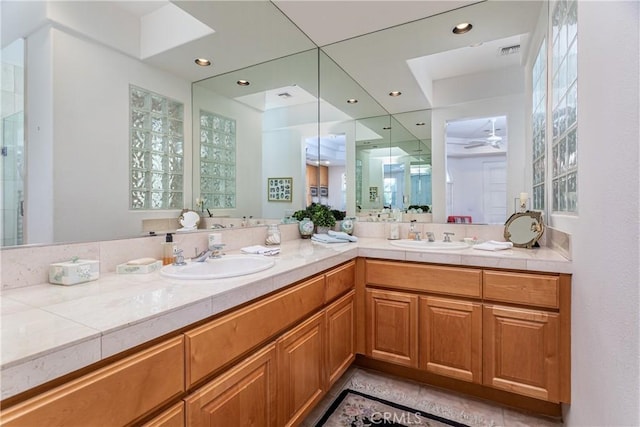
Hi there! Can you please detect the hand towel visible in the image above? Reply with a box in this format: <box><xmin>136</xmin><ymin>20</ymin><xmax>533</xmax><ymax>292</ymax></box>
<box><xmin>473</xmin><ymin>240</ymin><xmax>514</xmax><ymax>251</ymax></box>
<box><xmin>311</xmin><ymin>234</ymin><xmax>348</xmax><ymax>244</ymax></box>
<box><xmin>241</xmin><ymin>245</ymin><xmax>280</xmax><ymax>255</ymax></box>
<box><xmin>327</xmin><ymin>230</ymin><xmax>358</xmax><ymax>242</ymax></box>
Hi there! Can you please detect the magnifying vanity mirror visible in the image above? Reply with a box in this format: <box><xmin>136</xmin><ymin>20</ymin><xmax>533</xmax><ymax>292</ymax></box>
<box><xmin>504</xmin><ymin>211</ymin><xmax>544</xmax><ymax>248</ymax></box>
<box><xmin>2</xmin><ymin>0</ymin><xmax>547</xmax><ymax>246</ymax></box>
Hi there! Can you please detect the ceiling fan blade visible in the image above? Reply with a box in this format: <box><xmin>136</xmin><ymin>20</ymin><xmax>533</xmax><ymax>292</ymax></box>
<box><xmin>464</xmin><ymin>142</ymin><xmax>486</xmax><ymax>149</ymax></box>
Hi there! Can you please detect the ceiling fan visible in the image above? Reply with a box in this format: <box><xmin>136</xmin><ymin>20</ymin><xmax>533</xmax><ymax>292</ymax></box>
<box><xmin>464</xmin><ymin>118</ymin><xmax>502</xmax><ymax>149</ymax></box>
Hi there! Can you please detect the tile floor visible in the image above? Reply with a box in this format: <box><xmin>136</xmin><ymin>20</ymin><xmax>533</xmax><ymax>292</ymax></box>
<box><xmin>303</xmin><ymin>367</ymin><xmax>563</xmax><ymax>427</ymax></box>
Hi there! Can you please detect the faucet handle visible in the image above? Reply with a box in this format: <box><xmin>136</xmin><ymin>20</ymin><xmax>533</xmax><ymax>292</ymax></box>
<box><xmin>443</xmin><ymin>232</ymin><xmax>455</xmax><ymax>242</ymax></box>
<box><xmin>173</xmin><ymin>249</ymin><xmax>187</xmax><ymax>266</ymax></box>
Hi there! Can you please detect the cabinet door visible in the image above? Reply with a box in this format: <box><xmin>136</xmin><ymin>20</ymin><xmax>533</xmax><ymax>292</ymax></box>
<box><xmin>278</xmin><ymin>311</ymin><xmax>326</xmax><ymax>427</ymax></box>
<box><xmin>185</xmin><ymin>344</ymin><xmax>277</xmax><ymax>427</ymax></box>
<box><xmin>326</xmin><ymin>290</ymin><xmax>355</xmax><ymax>387</ymax></box>
<box><xmin>142</xmin><ymin>402</ymin><xmax>184</xmax><ymax>427</ymax></box>
<box><xmin>366</xmin><ymin>288</ymin><xmax>418</xmax><ymax>368</ymax></box>
<box><xmin>483</xmin><ymin>305</ymin><xmax>560</xmax><ymax>402</ymax></box>
<box><xmin>419</xmin><ymin>297</ymin><xmax>482</xmax><ymax>383</ymax></box>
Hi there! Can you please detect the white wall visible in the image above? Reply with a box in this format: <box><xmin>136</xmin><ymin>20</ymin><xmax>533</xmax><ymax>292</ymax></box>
<box><xmin>262</xmin><ymin>129</ymin><xmax>305</xmax><ymax>219</ymax></box>
<box><xmin>327</xmin><ymin>165</ymin><xmax>345</xmax><ymax>210</ymax></box>
<box><xmin>561</xmin><ymin>2</ymin><xmax>640</xmax><ymax>426</ymax></box>
<box><xmin>25</xmin><ymin>26</ymin><xmax>54</xmax><ymax>244</ymax></box>
<box><xmin>30</xmin><ymin>26</ymin><xmax>193</xmax><ymax>243</ymax></box>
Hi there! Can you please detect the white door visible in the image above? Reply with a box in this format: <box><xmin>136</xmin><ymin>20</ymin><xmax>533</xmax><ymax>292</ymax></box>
<box><xmin>482</xmin><ymin>161</ymin><xmax>507</xmax><ymax>224</ymax></box>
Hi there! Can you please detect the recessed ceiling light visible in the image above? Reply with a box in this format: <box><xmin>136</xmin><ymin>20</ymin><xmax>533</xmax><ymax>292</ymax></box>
<box><xmin>389</xmin><ymin>91</ymin><xmax>402</xmax><ymax>97</ymax></box>
<box><xmin>195</xmin><ymin>58</ymin><xmax>211</xmax><ymax>66</ymax></box>
<box><xmin>416</xmin><ymin>122</ymin><xmax>426</xmax><ymax>126</ymax></box>
<box><xmin>237</xmin><ymin>80</ymin><xmax>250</xmax><ymax>86</ymax></box>
<box><xmin>452</xmin><ymin>22</ymin><xmax>473</xmax><ymax>34</ymax></box>
<box><xmin>347</xmin><ymin>98</ymin><xmax>358</xmax><ymax>104</ymax></box>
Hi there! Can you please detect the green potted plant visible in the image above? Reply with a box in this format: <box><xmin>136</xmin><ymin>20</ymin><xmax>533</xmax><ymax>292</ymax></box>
<box><xmin>292</xmin><ymin>203</ymin><xmax>336</xmax><ymax>236</ymax></box>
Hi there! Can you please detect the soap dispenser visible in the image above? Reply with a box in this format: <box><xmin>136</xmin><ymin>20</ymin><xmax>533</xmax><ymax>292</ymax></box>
<box><xmin>408</xmin><ymin>220</ymin><xmax>417</xmax><ymax>240</ymax></box>
<box><xmin>162</xmin><ymin>233</ymin><xmax>176</xmax><ymax>265</ymax></box>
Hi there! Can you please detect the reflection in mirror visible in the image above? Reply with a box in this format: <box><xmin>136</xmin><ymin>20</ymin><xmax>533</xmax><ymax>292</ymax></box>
<box><xmin>355</xmin><ymin>111</ymin><xmax>432</xmax><ymax>215</ymax></box>
<box><xmin>318</xmin><ymin>50</ymin><xmax>387</xmax><ymax>216</ymax></box>
<box><xmin>192</xmin><ymin>49</ymin><xmax>319</xmax><ymax>220</ymax></box>
<box><xmin>445</xmin><ymin>116</ymin><xmax>508</xmax><ymax>224</ymax></box>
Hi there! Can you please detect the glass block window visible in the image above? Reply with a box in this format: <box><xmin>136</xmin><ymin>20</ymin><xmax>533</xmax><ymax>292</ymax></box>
<box><xmin>129</xmin><ymin>85</ymin><xmax>184</xmax><ymax>209</ymax></box>
<box><xmin>551</xmin><ymin>0</ymin><xmax>578</xmax><ymax>213</ymax></box>
<box><xmin>532</xmin><ymin>39</ymin><xmax>547</xmax><ymax>211</ymax></box>
<box><xmin>199</xmin><ymin>110</ymin><xmax>236</xmax><ymax>209</ymax></box>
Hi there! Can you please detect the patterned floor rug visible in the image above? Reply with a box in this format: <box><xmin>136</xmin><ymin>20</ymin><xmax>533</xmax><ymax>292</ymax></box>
<box><xmin>315</xmin><ymin>389</ymin><xmax>471</xmax><ymax>427</ymax></box>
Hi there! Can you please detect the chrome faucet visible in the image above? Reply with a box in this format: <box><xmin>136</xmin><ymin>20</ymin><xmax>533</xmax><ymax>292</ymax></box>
<box><xmin>413</xmin><ymin>232</ymin><xmax>421</xmax><ymax>241</ymax></box>
<box><xmin>443</xmin><ymin>232</ymin><xmax>455</xmax><ymax>242</ymax></box>
<box><xmin>192</xmin><ymin>244</ymin><xmax>226</xmax><ymax>262</ymax></box>
<box><xmin>426</xmin><ymin>232</ymin><xmax>435</xmax><ymax>242</ymax></box>
<box><xmin>192</xmin><ymin>249</ymin><xmax>212</xmax><ymax>262</ymax></box>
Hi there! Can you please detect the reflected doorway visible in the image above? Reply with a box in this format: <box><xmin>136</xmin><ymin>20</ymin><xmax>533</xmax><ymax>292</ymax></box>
<box><xmin>445</xmin><ymin>116</ymin><xmax>508</xmax><ymax>224</ymax></box>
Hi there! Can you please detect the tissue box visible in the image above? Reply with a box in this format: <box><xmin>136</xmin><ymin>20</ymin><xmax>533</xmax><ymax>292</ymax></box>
<box><xmin>49</xmin><ymin>259</ymin><xmax>100</xmax><ymax>285</ymax></box>
<box><xmin>117</xmin><ymin>260</ymin><xmax>162</xmax><ymax>274</ymax></box>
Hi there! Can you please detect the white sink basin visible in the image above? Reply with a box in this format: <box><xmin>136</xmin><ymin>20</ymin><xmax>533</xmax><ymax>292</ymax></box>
<box><xmin>160</xmin><ymin>255</ymin><xmax>275</xmax><ymax>280</ymax></box>
<box><xmin>389</xmin><ymin>239</ymin><xmax>469</xmax><ymax>251</ymax></box>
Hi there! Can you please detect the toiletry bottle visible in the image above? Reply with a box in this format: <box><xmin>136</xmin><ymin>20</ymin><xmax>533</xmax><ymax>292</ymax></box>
<box><xmin>408</xmin><ymin>220</ymin><xmax>417</xmax><ymax>240</ymax></box>
<box><xmin>162</xmin><ymin>233</ymin><xmax>176</xmax><ymax>265</ymax></box>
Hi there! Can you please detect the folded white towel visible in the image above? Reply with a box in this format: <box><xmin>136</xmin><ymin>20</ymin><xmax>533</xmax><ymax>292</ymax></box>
<box><xmin>311</xmin><ymin>234</ymin><xmax>348</xmax><ymax>244</ymax></box>
<box><xmin>327</xmin><ymin>230</ymin><xmax>358</xmax><ymax>242</ymax></box>
<box><xmin>473</xmin><ymin>240</ymin><xmax>514</xmax><ymax>251</ymax></box>
<box><xmin>241</xmin><ymin>245</ymin><xmax>280</xmax><ymax>255</ymax></box>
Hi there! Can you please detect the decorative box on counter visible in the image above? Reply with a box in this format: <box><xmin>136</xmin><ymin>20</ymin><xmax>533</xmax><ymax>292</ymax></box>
<box><xmin>116</xmin><ymin>258</ymin><xmax>162</xmax><ymax>274</ymax></box>
<box><xmin>49</xmin><ymin>258</ymin><xmax>100</xmax><ymax>285</ymax></box>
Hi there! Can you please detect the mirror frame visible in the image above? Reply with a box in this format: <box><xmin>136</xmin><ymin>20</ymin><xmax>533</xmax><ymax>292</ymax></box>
<box><xmin>503</xmin><ymin>211</ymin><xmax>544</xmax><ymax>249</ymax></box>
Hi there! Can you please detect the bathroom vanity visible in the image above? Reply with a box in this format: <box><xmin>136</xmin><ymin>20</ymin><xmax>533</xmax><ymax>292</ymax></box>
<box><xmin>0</xmin><ymin>238</ymin><xmax>571</xmax><ymax>425</ymax></box>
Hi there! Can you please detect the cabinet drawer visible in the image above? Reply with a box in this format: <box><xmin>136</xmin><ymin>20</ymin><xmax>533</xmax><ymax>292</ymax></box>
<box><xmin>483</xmin><ymin>271</ymin><xmax>559</xmax><ymax>308</ymax></box>
<box><xmin>1</xmin><ymin>336</ymin><xmax>185</xmax><ymax>427</ymax></box>
<box><xmin>142</xmin><ymin>402</ymin><xmax>184</xmax><ymax>427</ymax></box>
<box><xmin>325</xmin><ymin>260</ymin><xmax>355</xmax><ymax>302</ymax></box>
<box><xmin>365</xmin><ymin>260</ymin><xmax>481</xmax><ymax>298</ymax></box>
<box><xmin>185</xmin><ymin>276</ymin><xmax>325</xmax><ymax>387</ymax></box>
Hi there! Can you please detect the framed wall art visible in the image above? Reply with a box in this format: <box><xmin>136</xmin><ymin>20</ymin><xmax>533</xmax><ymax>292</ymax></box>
<box><xmin>369</xmin><ymin>186</ymin><xmax>378</xmax><ymax>202</ymax></box>
<box><xmin>268</xmin><ymin>177</ymin><xmax>292</xmax><ymax>202</ymax></box>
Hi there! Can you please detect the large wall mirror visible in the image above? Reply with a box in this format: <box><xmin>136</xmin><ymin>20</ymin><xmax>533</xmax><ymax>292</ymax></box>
<box><xmin>2</xmin><ymin>0</ymin><xmax>547</xmax><ymax>246</ymax></box>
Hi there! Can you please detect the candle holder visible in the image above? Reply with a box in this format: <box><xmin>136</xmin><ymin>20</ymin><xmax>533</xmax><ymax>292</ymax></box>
<box><xmin>513</xmin><ymin>197</ymin><xmax>531</xmax><ymax>213</ymax></box>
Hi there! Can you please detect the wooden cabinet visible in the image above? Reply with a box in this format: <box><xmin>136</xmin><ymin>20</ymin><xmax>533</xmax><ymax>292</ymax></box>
<box><xmin>142</xmin><ymin>402</ymin><xmax>185</xmax><ymax>427</ymax></box>
<box><xmin>326</xmin><ymin>290</ymin><xmax>356</xmax><ymax>387</ymax></box>
<box><xmin>362</xmin><ymin>259</ymin><xmax>571</xmax><ymax>405</ymax></box>
<box><xmin>185</xmin><ymin>275</ymin><xmax>325</xmax><ymax>388</ymax></box>
<box><xmin>366</xmin><ymin>288</ymin><xmax>418</xmax><ymax>368</ymax></box>
<box><xmin>483</xmin><ymin>305</ymin><xmax>560</xmax><ymax>402</ymax></box>
<box><xmin>277</xmin><ymin>311</ymin><xmax>326</xmax><ymax>427</ymax></box>
<box><xmin>365</xmin><ymin>260</ymin><xmax>482</xmax><ymax>298</ymax></box>
<box><xmin>185</xmin><ymin>344</ymin><xmax>277</xmax><ymax>427</ymax></box>
<box><xmin>419</xmin><ymin>296</ymin><xmax>482</xmax><ymax>383</ymax></box>
<box><xmin>1</xmin><ymin>336</ymin><xmax>185</xmax><ymax>427</ymax></box>
<box><xmin>325</xmin><ymin>260</ymin><xmax>355</xmax><ymax>303</ymax></box>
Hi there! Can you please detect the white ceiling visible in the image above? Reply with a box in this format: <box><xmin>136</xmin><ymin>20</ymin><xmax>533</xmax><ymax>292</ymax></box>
<box><xmin>5</xmin><ymin>0</ymin><xmax>543</xmax><ymax>163</ymax></box>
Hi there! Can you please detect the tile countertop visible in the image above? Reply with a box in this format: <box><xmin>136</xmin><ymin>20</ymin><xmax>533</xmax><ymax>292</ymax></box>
<box><xmin>0</xmin><ymin>238</ymin><xmax>570</xmax><ymax>400</ymax></box>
